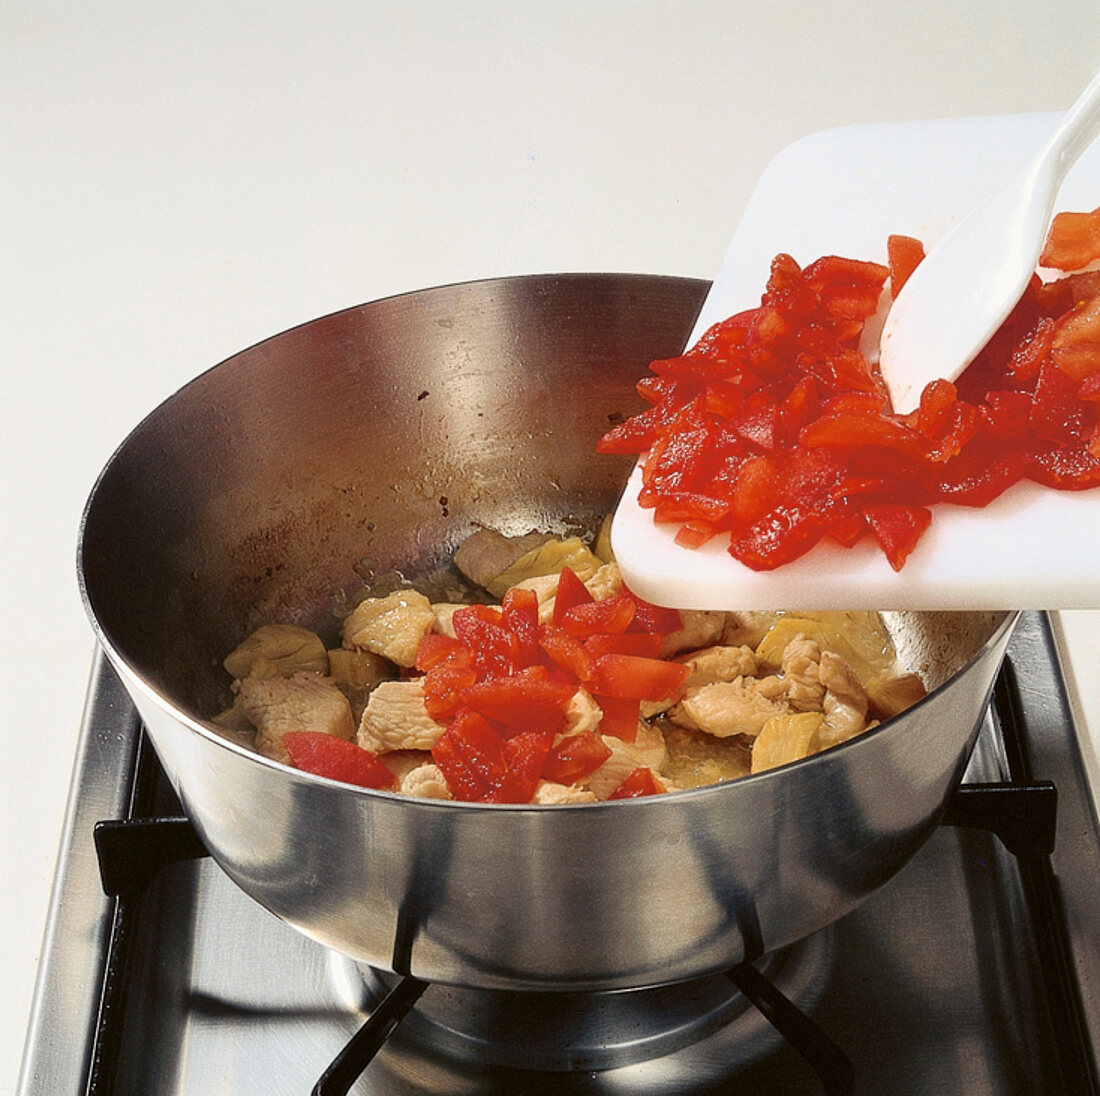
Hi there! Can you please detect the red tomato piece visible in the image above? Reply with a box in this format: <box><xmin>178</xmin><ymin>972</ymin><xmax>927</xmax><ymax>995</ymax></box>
<box><xmin>1027</xmin><ymin>440</ymin><xmax>1100</xmax><ymax>490</ymax></box>
<box><xmin>608</xmin><ymin>767</ymin><xmax>666</xmax><ymax>799</ymax></box>
<box><xmin>283</xmin><ymin>732</ymin><xmax>396</xmax><ymax>790</ymax></box>
<box><xmin>541</xmin><ymin>732</ymin><xmax>612</xmax><ymax>786</ymax></box>
<box><xmin>799</xmin><ymin>410</ymin><xmax>928</xmax><ymax>463</ymax></box>
<box><xmin>591</xmin><ymin>653</ymin><xmax>689</xmax><ymax>702</ymax></box>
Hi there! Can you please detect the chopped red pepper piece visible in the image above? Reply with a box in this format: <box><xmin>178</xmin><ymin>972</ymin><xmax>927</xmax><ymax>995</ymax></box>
<box><xmin>283</xmin><ymin>732</ymin><xmax>396</xmax><ymax>790</ymax></box>
<box><xmin>590</xmin><ymin>653</ymin><xmax>690</xmax><ymax>702</ymax></box>
<box><xmin>887</xmin><ymin>234</ymin><xmax>925</xmax><ymax>295</ymax></box>
<box><xmin>461</xmin><ymin>668</ymin><xmax>575</xmax><ymax>738</ymax></box>
<box><xmin>1040</xmin><ymin>206</ymin><xmax>1100</xmax><ymax>271</ymax></box>
<box><xmin>558</xmin><ymin>594</ymin><xmax>636</xmax><ymax>640</ymax></box>
<box><xmin>541</xmin><ymin>731</ymin><xmax>613</xmax><ymax>786</ymax></box>
<box><xmin>593</xmin><ymin>694</ymin><xmax>642</xmax><ymax>742</ymax></box>
<box><xmin>551</xmin><ymin>566</ymin><xmax>593</xmax><ymax>623</ymax></box>
<box><xmin>608</xmin><ymin>767</ymin><xmax>666</xmax><ymax>799</ymax></box>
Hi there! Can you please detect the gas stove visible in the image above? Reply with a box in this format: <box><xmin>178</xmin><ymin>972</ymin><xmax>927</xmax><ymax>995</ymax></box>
<box><xmin>17</xmin><ymin>612</ymin><xmax>1100</xmax><ymax>1094</ymax></box>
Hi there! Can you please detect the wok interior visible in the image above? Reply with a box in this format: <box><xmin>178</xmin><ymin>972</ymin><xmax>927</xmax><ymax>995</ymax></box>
<box><xmin>79</xmin><ymin>274</ymin><xmax>1007</xmax><ymax>730</ymax></box>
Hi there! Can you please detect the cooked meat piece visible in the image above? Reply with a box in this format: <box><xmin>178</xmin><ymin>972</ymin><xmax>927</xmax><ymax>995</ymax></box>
<box><xmin>641</xmin><ymin>644</ymin><xmax>759</xmax><ymax>719</ymax></box>
<box><xmin>357</xmin><ymin>680</ymin><xmax>447</xmax><ymax>754</ymax></box>
<box><xmin>818</xmin><ymin>650</ymin><xmax>871</xmax><ymax>749</ymax></box>
<box><xmin>224</xmin><ymin>624</ymin><xmax>329</xmax><ymax>680</ymax></box>
<box><xmin>582</xmin><ymin>722</ymin><xmax>667</xmax><ymax>799</ymax></box>
<box><xmin>661</xmin><ymin>610</ymin><xmax>727</xmax><ymax>658</ymax></box>
<box><xmin>452</xmin><ymin>528</ymin><xmax>554</xmax><ymax>590</ymax></box>
<box><xmin>533</xmin><ymin>781</ymin><xmax>598</xmax><ymax>805</ymax></box>
<box><xmin>781</xmin><ymin>634</ymin><xmax>826</xmax><ymax>712</ymax></box>
<box><xmin>672</xmin><ymin>678</ymin><xmax>790</xmax><ymax>739</ymax></box>
<box><xmin>430</xmin><ymin>603</ymin><xmax>467</xmax><ymax>639</ymax></box>
<box><xmin>327</xmin><ymin>647</ymin><xmax>396</xmax><ymax>722</ymax></box>
<box><xmin>515</xmin><ymin>572</ymin><xmax>561</xmax><ymax>623</ymax></box>
<box><xmin>558</xmin><ymin>688</ymin><xmax>604</xmax><ymax>741</ymax></box>
<box><xmin>398</xmin><ymin>762</ymin><xmax>453</xmax><ymax>799</ymax></box>
<box><xmin>238</xmin><ymin>672</ymin><xmax>356</xmax><ymax>764</ymax></box>
<box><xmin>584</xmin><ymin>561</ymin><xmax>623</xmax><ymax>601</ymax></box>
<box><xmin>342</xmin><ymin>589</ymin><xmax>436</xmax><ymax>668</ymax></box>
<box><xmin>721</xmin><ymin>611</ymin><xmax>781</xmax><ymax>649</ymax></box>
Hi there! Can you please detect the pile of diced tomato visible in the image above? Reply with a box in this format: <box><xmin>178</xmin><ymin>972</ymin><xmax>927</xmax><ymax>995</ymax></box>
<box><xmin>419</xmin><ymin>569</ymin><xmax>686</xmax><ymax>802</ymax></box>
<box><xmin>597</xmin><ymin>209</ymin><xmax>1100</xmax><ymax>572</ymax></box>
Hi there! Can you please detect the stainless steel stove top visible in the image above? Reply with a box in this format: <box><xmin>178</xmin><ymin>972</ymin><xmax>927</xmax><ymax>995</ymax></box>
<box><xmin>18</xmin><ymin>613</ymin><xmax>1100</xmax><ymax>1095</ymax></box>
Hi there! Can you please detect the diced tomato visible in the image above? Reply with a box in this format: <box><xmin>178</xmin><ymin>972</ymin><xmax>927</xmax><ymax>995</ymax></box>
<box><xmin>673</xmin><ymin>520</ymin><xmax>718</xmax><ymax>549</ymax></box>
<box><xmin>590</xmin><ymin>653</ymin><xmax>690</xmax><ymax>702</ymax></box>
<box><xmin>608</xmin><ymin>767</ymin><xmax>666</xmax><ymax>799</ymax></box>
<box><xmin>730</xmin><ymin>502</ymin><xmax>829</xmax><ymax>571</ymax></box>
<box><xmin>283</xmin><ymin>732</ymin><xmax>396</xmax><ymax>790</ymax></box>
<box><xmin>541</xmin><ymin>731</ymin><xmax>613</xmax><ymax>786</ymax></box>
<box><xmin>799</xmin><ymin>410</ymin><xmax>928</xmax><ymax>462</ymax></box>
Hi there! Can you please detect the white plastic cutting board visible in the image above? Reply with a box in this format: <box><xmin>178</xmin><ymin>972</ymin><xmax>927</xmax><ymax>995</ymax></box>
<box><xmin>613</xmin><ymin>113</ymin><xmax>1100</xmax><ymax>611</ymax></box>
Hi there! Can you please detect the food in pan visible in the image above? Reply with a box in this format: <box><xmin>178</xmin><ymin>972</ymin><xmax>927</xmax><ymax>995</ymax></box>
<box><xmin>598</xmin><ymin>207</ymin><xmax>1100</xmax><ymax>572</ymax></box>
<box><xmin>214</xmin><ymin>525</ymin><xmax>925</xmax><ymax>802</ymax></box>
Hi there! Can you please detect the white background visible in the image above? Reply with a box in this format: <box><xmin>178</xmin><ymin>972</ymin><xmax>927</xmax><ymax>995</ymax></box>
<box><xmin>6</xmin><ymin>3</ymin><xmax>1100</xmax><ymax>1089</ymax></box>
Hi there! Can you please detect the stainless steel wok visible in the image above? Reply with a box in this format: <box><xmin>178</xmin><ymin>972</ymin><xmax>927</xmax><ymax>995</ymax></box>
<box><xmin>78</xmin><ymin>274</ymin><xmax>1017</xmax><ymax>993</ymax></box>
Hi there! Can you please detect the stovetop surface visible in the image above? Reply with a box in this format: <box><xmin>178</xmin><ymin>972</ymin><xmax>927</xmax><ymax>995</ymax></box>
<box><xmin>18</xmin><ymin>612</ymin><xmax>1100</xmax><ymax>1095</ymax></box>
